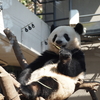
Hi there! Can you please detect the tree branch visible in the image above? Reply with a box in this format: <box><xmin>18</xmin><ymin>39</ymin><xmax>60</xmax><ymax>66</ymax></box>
<box><xmin>0</xmin><ymin>66</ymin><xmax>20</xmax><ymax>100</ymax></box>
<box><xmin>75</xmin><ymin>81</ymin><xmax>100</xmax><ymax>100</ymax></box>
<box><xmin>0</xmin><ymin>66</ymin><xmax>20</xmax><ymax>89</ymax></box>
<box><xmin>77</xmin><ymin>81</ymin><xmax>100</xmax><ymax>90</ymax></box>
<box><xmin>3</xmin><ymin>28</ymin><xmax>28</xmax><ymax>69</ymax></box>
<box><xmin>89</xmin><ymin>90</ymin><xmax>98</xmax><ymax>100</ymax></box>
<box><xmin>0</xmin><ymin>93</ymin><xmax>4</xmax><ymax>100</ymax></box>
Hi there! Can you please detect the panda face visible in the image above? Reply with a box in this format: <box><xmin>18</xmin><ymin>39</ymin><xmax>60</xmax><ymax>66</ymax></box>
<box><xmin>52</xmin><ymin>33</ymin><xmax>70</xmax><ymax>47</ymax></box>
<box><xmin>48</xmin><ymin>25</ymin><xmax>82</xmax><ymax>54</ymax></box>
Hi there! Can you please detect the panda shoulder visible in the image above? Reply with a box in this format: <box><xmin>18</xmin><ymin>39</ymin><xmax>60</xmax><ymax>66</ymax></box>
<box><xmin>71</xmin><ymin>49</ymin><xmax>85</xmax><ymax>56</ymax></box>
<box><xmin>42</xmin><ymin>50</ymin><xmax>59</xmax><ymax>58</ymax></box>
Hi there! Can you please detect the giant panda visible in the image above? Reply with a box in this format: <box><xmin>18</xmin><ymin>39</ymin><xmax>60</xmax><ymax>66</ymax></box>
<box><xmin>19</xmin><ymin>23</ymin><xmax>86</xmax><ymax>99</ymax></box>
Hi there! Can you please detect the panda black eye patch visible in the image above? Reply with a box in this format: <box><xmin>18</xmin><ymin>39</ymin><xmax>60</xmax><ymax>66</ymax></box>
<box><xmin>64</xmin><ymin>34</ymin><xmax>70</xmax><ymax>41</ymax></box>
<box><xmin>52</xmin><ymin>34</ymin><xmax>57</xmax><ymax>42</ymax></box>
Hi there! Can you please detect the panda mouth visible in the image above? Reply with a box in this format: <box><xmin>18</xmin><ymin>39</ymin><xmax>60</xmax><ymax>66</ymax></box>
<box><xmin>56</xmin><ymin>44</ymin><xmax>66</xmax><ymax>48</ymax></box>
<box><xmin>62</xmin><ymin>45</ymin><xmax>66</xmax><ymax>48</ymax></box>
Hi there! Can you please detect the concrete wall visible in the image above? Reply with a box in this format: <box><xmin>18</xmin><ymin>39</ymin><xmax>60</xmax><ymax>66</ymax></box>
<box><xmin>2</xmin><ymin>0</ymin><xmax>50</xmax><ymax>54</ymax></box>
<box><xmin>0</xmin><ymin>0</ymin><xmax>51</xmax><ymax>66</ymax></box>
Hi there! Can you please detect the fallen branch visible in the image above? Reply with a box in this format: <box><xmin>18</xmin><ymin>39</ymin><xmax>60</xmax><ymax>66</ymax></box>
<box><xmin>3</xmin><ymin>28</ymin><xmax>28</xmax><ymax>69</ymax></box>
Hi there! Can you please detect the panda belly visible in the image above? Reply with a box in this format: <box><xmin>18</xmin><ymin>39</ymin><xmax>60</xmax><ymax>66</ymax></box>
<box><xmin>27</xmin><ymin>64</ymin><xmax>76</xmax><ymax>100</ymax></box>
<box><xmin>27</xmin><ymin>64</ymin><xmax>58</xmax><ymax>84</ymax></box>
<box><xmin>47</xmin><ymin>74</ymin><xmax>76</xmax><ymax>100</ymax></box>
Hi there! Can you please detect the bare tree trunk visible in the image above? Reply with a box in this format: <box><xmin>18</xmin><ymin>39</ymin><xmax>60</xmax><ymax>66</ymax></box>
<box><xmin>4</xmin><ymin>28</ymin><xmax>28</xmax><ymax>69</ymax></box>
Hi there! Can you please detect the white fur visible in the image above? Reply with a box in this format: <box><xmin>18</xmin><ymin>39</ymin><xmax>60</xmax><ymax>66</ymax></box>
<box><xmin>27</xmin><ymin>63</ymin><xmax>84</xmax><ymax>100</ymax></box>
<box><xmin>27</xmin><ymin>25</ymin><xmax>84</xmax><ymax>100</ymax></box>
<box><xmin>48</xmin><ymin>26</ymin><xmax>81</xmax><ymax>54</ymax></box>
<box><xmin>47</xmin><ymin>25</ymin><xmax>85</xmax><ymax>82</ymax></box>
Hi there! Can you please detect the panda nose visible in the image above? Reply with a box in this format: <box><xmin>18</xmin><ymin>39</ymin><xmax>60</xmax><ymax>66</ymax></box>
<box><xmin>56</xmin><ymin>40</ymin><xmax>62</xmax><ymax>44</ymax></box>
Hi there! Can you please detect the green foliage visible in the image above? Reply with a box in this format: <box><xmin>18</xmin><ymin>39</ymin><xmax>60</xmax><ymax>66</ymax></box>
<box><xmin>19</xmin><ymin>0</ymin><xmax>31</xmax><ymax>5</ymax></box>
<box><xmin>19</xmin><ymin>0</ymin><xmax>27</xmax><ymax>5</ymax></box>
<box><xmin>18</xmin><ymin>0</ymin><xmax>43</xmax><ymax>19</ymax></box>
<box><xmin>18</xmin><ymin>0</ymin><xmax>34</xmax><ymax>12</ymax></box>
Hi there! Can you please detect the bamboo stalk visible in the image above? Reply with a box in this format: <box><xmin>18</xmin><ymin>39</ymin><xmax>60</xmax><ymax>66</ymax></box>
<box><xmin>52</xmin><ymin>43</ymin><xmax>60</xmax><ymax>50</ymax></box>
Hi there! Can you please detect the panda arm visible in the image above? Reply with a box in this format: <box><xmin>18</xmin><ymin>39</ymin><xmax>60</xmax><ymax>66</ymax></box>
<box><xmin>19</xmin><ymin>50</ymin><xmax>59</xmax><ymax>85</ymax></box>
<box><xmin>27</xmin><ymin>50</ymin><xmax>59</xmax><ymax>71</ymax></box>
<box><xmin>57</xmin><ymin>48</ymin><xmax>72</xmax><ymax>75</ymax></box>
<box><xmin>57</xmin><ymin>48</ymin><xmax>86</xmax><ymax>77</ymax></box>
<box><xmin>71</xmin><ymin>49</ymin><xmax>86</xmax><ymax>72</ymax></box>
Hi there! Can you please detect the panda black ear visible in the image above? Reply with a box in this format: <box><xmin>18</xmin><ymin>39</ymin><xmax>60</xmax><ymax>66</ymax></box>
<box><xmin>50</xmin><ymin>24</ymin><xmax>57</xmax><ymax>32</ymax></box>
<box><xmin>74</xmin><ymin>23</ymin><xmax>83</xmax><ymax>35</ymax></box>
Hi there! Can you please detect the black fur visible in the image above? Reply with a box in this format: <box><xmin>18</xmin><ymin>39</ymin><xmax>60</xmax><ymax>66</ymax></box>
<box><xmin>19</xmin><ymin>23</ymin><xmax>86</xmax><ymax>99</ymax></box>
<box><xmin>63</xmin><ymin>34</ymin><xmax>70</xmax><ymax>41</ymax></box>
<box><xmin>20</xmin><ymin>82</ymin><xmax>40</xmax><ymax>99</ymax></box>
<box><xmin>50</xmin><ymin>24</ymin><xmax>57</xmax><ymax>32</ymax></box>
<box><xmin>20</xmin><ymin>77</ymin><xmax>58</xmax><ymax>99</ymax></box>
<box><xmin>20</xmin><ymin>48</ymin><xmax>86</xmax><ymax>99</ymax></box>
<box><xmin>38</xmin><ymin>77</ymin><xmax>58</xmax><ymax>99</ymax></box>
<box><xmin>53</xmin><ymin>34</ymin><xmax>57</xmax><ymax>42</ymax></box>
<box><xmin>74</xmin><ymin>23</ymin><xmax>83</xmax><ymax>35</ymax></box>
<box><xmin>19</xmin><ymin>23</ymin><xmax>84</xmax><ymax>86</ymax></box>
<box><xmin>57</xmin><ymin>48</ymin><xmax>86</xmax><ymax>77</ymax></box>
<box><xmin>19</xmin><ymin>50</ymin><xmax>59</xmax><ymax>85</ymax></box>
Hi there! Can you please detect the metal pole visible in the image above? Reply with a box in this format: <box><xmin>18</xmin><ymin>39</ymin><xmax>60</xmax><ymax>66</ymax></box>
<box><xmin>34</xmin><ymin>0</ymin><xmax>37</xmax><ymax>14</ymax></box>
<box><xmin>45</xmin><ymin>17</ymin><xmax>69</xmax><ymax>23</ymax></box>
<box><xmin>80</xmin><ymin>13</ymin><xmax>100</xmax><ymax>18</ymax></box>
<box><xmin>44</xmin><ymin>0</ymin><xmax>47</xmax><ymax>21</ymax></box>
<box><xmin>69</xmin><ymin>0</ymin><xmax>72</xmax><ymax>11</ymax></box>
<box><xmin>69</xmin><ymin>0</ymin><xmax>72</xmax><ymax>24</ymax></box>
<box><xmin>53</xmin><ymin>0</ymin><xmax>56</xmax><ymax>26</ymax></box>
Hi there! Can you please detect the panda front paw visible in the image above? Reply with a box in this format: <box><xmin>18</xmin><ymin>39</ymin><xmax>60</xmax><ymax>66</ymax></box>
<box><xmin>59</xmin><ymin>48</ymin><xmax>72</xmax><ymax>60</ymax></box>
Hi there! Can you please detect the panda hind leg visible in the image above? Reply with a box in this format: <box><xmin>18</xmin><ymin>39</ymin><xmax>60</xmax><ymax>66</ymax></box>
<box><xmin>20</xmin><ymin>77</ymin><xmax>59</xmax><ymax>99</ymax></box>
<box><xmin>20</xmin><ymin>82</ymin><xmax>41</xmax><ymax>100</ymax></box>
<box><xmin>37</xmin><ymin>76</ymin><xmax>59</xmax><ymax>99</ymax></box>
